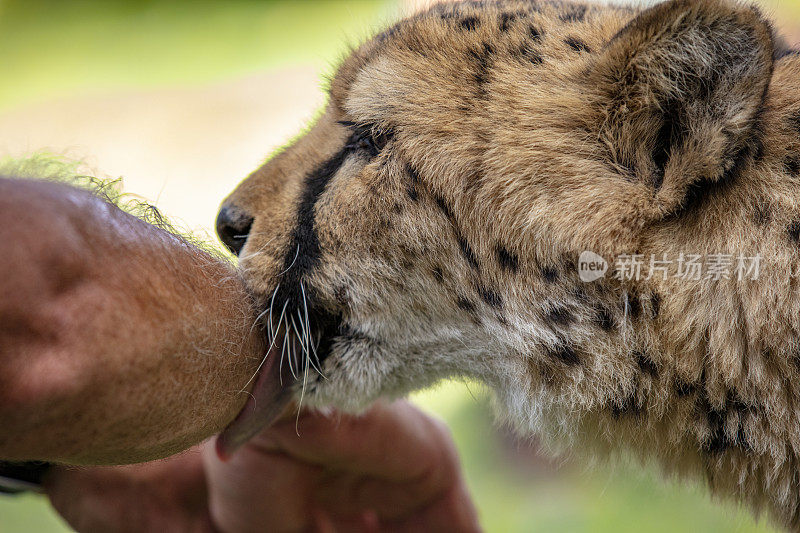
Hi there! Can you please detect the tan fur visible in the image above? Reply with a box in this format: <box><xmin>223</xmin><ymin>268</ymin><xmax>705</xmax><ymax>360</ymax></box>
<box><xmin>220</xmin><ymin>0</ymin><xmax>800</xmax><ymax>528</ymax></box>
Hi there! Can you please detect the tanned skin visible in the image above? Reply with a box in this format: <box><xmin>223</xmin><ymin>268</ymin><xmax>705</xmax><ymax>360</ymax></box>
<box><xmin>0</xmin><ymin>177</ymin><xmax>264</xmax><ymax>464</ymax></box>
<box><xmin>0</xmin><ymin>178</ymin><xmax>478</xmax><ymax>531</ymax></box>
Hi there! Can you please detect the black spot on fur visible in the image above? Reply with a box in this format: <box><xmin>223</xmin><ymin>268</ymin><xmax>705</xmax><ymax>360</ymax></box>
<box><xmin>559</xmin><ymin>5</ymin><xmax>587</xmax><ymax>22</ymax></box>
<box><xmin>457</xmin><ymin>297</ymin><xmax>476</xmax><ymax>313</ymax></box>
<box><xmin>432</xmin><ymin>266</ymin><xmax>444</xmax><ymax>284</ymax></box>
<box><xmin>635</xmin><ymin>351</ymin><xmax>658</xmax><ymax>378</ymax></box>
<box><xmin>611</xmin><ymin>395</ymin><xmax>643</xmax><ymax>419</ymax></box>
<box><xmin>528</xmin><ymin>25</ymin><xmax>542</xmax><ymax>41</ymax></box>
<box><xmin>334</xmin><ymin>286</ymin><xmax>348</xmax><ymax>306</ymax></box>
<box><xmin>515</xmin><ymin>43</ymin><xmax>543</xmax><ymax>65</ymax></box>
<box><xmin>699</xmin><ymin>392</ymin><xmax>754</xmax><ymax>454</ymax></box>
<box><xmin>460</xmin><ymin>16</ymin><xmax>480</xmax><ymax>31</ymax></box>
<box><xmin>623</xmin><ymin>294</ymin><xmax>641</xmax><ymax>319</ymax></box>
<box><xmin>458</xmin><ymin>236</ymin><xmax>480</xmax><ymax>270</ymax></box>
<box><xmin>790</xmin><ymin>110</ymin><xmax>800</xmax><ymax>134</ymax></box>
<box><xmin>499</xmin><ymin>12</ymin><xmax>520</xmax><ymax>32</ymax></box>
<box><xmin>405</xmin><ymin>163</ymin><xmax>420</xmax><ymax>202</ymax></box>
<box><xmin>495</xmin><ymin>245</ymin><xmax>519</xmax><ymax>272</ymax></box>
<box><xmin>547</xmin><ymin>306</ymin><xmax>574</xmax><ymax>326</ymax></box>
<box><xmin>649</xmin><ymin>292</ymin><xmax>661</xmax><ymax>319</ymax></box>
<box><xmin>572</xmin><ymin>285</ymin><xmax>589</xmax><ymax>303</ymax></box>
<box><xmin>479</xmin><ymin>286</ymin><xmax>503</xmax><ymax>308</ymax></box>
<box><xmin>788</xmin><ymin>220</ymin><xmax>800</xmax><ymax>243</ymax></box>
<box><xmin>547</xmin><ymin>344</ymin><xmax>580</xmax><ymax>366</ymax></box>
<box><xmin>434</xmin><ymin>194</ymin><xmax>454</xmax><ymax>219</ymax></box>
<box><xmin>785</xmin><ymin>155</ymin><xmax>800</xmax><ymax>177</ymax></box>
<box><xmin>541</xmin><ymin>266</ymin><xmax>558</xmax><ymax>283</ymax></box>
<box><xmin>564</xmin><ymin>37</ymin><xmax>590</xmax><ymax>52</ymax></box>
<box><xmin>596</xmin><ymin>306</ymin><xmax>615</xmax><ymax>331</ymax></box>
<box><xmin>753</xmin><ymin>201</ymin><xmax>771</xmax><ymax>226</ymax></box>
<box><xmin>469</xmin><ymin>43</ymin><xmax>495</xmax><ymax>95</ymax></box>
<box><xmin>675</xmin><ymin>379</ymin><xmax>697</xmax><ymax>397</ymax></box>
<box><xmin>432</xmin><ymin>192</ymin><xmax>480</xmax><ymax>271</ymax></box>
<box><xmin>703</xmin><ymin>410</ymin><xmax>735</xmax><ymax>454</ymax></box>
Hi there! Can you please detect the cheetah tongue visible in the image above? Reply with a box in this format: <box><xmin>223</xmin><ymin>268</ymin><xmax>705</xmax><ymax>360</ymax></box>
<box><xmin>216</xmin><ymin>341</ymin><xmax>292</xmax><ymax>460</ymax></box>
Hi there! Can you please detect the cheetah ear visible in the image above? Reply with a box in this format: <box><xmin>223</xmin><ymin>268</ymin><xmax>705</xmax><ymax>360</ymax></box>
<box><xmin>592</xmin><ymin>0</ymin><xmax>774</xmax><ymax>216</ymax></box>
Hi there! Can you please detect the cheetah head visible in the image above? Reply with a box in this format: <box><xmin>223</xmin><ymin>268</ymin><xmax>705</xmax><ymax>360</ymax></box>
<box><xmin>215</xmin><ymin>1</ymin><xmax>800</xmax><ymax>523</ymax></box>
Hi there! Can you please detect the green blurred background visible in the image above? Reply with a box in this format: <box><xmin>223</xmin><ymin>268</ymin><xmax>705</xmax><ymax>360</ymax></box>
<box><xmin>0</xmin><ymin>0</ymin><xmax>798</xmax><ymax>531</ymax></box>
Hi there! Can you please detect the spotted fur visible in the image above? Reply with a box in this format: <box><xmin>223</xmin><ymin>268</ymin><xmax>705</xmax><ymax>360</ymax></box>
<box><xmin>219</xmin><ymin>0</ymin><xmax>800</xmax><ymax>528</ymax></box>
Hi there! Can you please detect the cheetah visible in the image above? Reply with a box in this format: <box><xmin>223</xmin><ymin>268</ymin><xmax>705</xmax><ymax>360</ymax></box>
<box><xmin>216</xmin><ymin>0</ymin><xmax>800</xmax><ymax>528</ymax></box>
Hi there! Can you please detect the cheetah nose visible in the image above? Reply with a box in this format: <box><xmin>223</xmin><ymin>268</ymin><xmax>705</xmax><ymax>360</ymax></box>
<box><xmin>215</xmin><ymin>205</ymin><xmax>254</xmax><ymax>256</ymax></box>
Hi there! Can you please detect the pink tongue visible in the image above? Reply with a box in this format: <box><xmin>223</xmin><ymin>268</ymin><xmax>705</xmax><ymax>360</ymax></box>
<box><xmin>216</xmin><ymin>343</ymin><xmax>293</xmax><ymax>460</ymax></box>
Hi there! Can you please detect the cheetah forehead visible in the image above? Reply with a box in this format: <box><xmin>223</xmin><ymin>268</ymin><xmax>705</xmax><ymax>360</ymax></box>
<box><xmin>332</xmin><ymin>1</ymin><xmax>634</xmax><ymax>126</ymax></box>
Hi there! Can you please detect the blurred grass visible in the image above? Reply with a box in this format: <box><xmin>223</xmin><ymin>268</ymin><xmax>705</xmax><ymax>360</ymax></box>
<box><xmin>0</xmin><ymin>0</ymin><xmax>790</xmax><ymax>531</ymax></box>
<box><xmin>0</xmin><ymin>0</ymin><xmax>395</xmax><ymax>112</ymax></box>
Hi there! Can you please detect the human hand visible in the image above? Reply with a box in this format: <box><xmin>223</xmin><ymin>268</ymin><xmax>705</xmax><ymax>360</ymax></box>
<box><xmin>45</xmin><ymin>401</ymin><xmax>480</xmax><ymax>532</ymax></box>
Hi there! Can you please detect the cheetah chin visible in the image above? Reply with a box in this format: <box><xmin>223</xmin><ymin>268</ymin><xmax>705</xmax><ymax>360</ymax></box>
<box><xmin>217</xmin><ymin>0</ymin><xmax>800</xmax><ymax>529</ymax></box>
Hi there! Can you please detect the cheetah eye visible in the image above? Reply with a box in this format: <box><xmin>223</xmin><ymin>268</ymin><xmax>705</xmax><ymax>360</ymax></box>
<box><xmin>339</xmin><ymin>121</ymin><xmax>391</xmax><ymax>157</ymax></box>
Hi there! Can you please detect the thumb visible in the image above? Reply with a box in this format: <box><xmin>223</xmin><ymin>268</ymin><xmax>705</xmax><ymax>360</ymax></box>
<box><xmin>45</xmin><ymin>449</ymin><xmax>212</xmax><ymax>533</ymax></box>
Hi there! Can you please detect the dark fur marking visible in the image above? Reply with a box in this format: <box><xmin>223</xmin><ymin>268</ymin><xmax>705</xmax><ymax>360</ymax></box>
<box><xmin>460</xmin><ymin>16</ymin><xmax>480</xmax><ymax>31</ymax></box>
<box><xmin>515</xmin><ymin>43</ymin><xmax>543</xmax><ymax>65</ymax></box>
<box><xmin>611</xmin><ymin>395</ymin><xmax>643</xmax><ymax>419</ymax></box>
<box><xmin>499</xmin><ymin>12</ymin><xmax>523</xmax><ymax>32</ymax></box>
<box><xmin>334</xmin><ymin>286</ymin><xmax>348</xmax><ymax>306</ymax></box>
<box><xmin>559</xmin><ymin>5</ymin><xmax>586</xmax><ymax>22</ymax></box>
<box><xmin>675</xmin><ymin>379</ymin><xmax>697</xmax><ymax>397</ymax></box>
<box><xmin>528</xmin><ymin>25</ymin><xmax>542</xmax><ymax>41</ymax></box>
<box><xmin>547</xmin><ymin>306</ymin><xmax>574</xmax><ymax>326</ymax></box>
<box><xmin>432</xmin><ymin>193</ymin><xmax>480</xmax><ymax>270</ymax></box>
<box><xmin>432</xmin><ymin>266</ymin><xmax>445</xmax><ymax>284</ymax></box>
<box><xmin>405</xmin><ymin>163</ymin><xmax>420</xmax><ymax>202</ymax></box>
<box><xmin>753</xmin><ymin>201</ymin><xmax>771</xmax><ymax>226</ymax></box>
<box><xmin>457</xmin><ymin>296</ymin><xmax>477</xmax><ymax>313</ymax></box>
<box><xmin>494</xmin><ymin>245</ymin><xmax>520</xmax><ymax>272</ymax></box>
<box><xmin>649</xmin><ymin>292</ymin><xmax>661</xmax><ymax>319</ymax></box>
<box><xmin>458</xmin><ymin>236</ymin><xmax>480</xmax><ymax>270</ymax></box>
<box><xmin>784</xmin><ymin>155</ymin><xmax>800</xmax><ymax>177</ymax></box>
<box><xmin>789</xmin><ymin>110</ymin><xmax>800</xmax><ymax>133</ymax></box>
<box><xmin>564</xmin><ymin>37</ymin><xmax>590</xmax><ymax>52</ymax></box>
<box><xmin>434</xmin><ymin>194</ymin><xmax>454</xmax><ymax>219</ymax></box>
<box><xmin>547</xmin><ymin>344</ymin><xmax>580</xmax><ymax>366</ymax></box>
<box><xmin>635</xmin><ymin>351</ymin><xmax>658</xmax><ymax>378</ymax></box>
<box><xmin>572</xmin><ymin>285</ymin><xmax>589</xmax><ymax>302</ymax></box>
<box><xmin>596</xmin><ymin>306</ymin><xmax>615</xmax><ymax>331</ymax></box>
<box><xmin>625</xmin><ymin>294</ymin><xmax>641</xmax><ymax>319</ymax></box>
<box><xmin>469</xmin><ymin>43</ymin><xmax>495</xmax><ymax>95</ymax></box>
<box><xmin>699</xmin><ymin>392</ymin><xmax>753</xmax><ymax>454</ymax></box>
<box><xmin>541</xmin><ymin>266</ymin><xmax>558</xmax><ymax>283</ymax></box>
<box><xmin>479</xmin><ymin>286</ymin><xmax>503</xmax><ymax>308</ymax></box>
<box><xmin>277</xmin><ymin>145</ymin><xmax>351</xmax><ymax>321</ymax></box>
<box><xmin>788</xmin><ymin>220</ymin><xmax>800</xmax><ymax>243</ymax></box>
